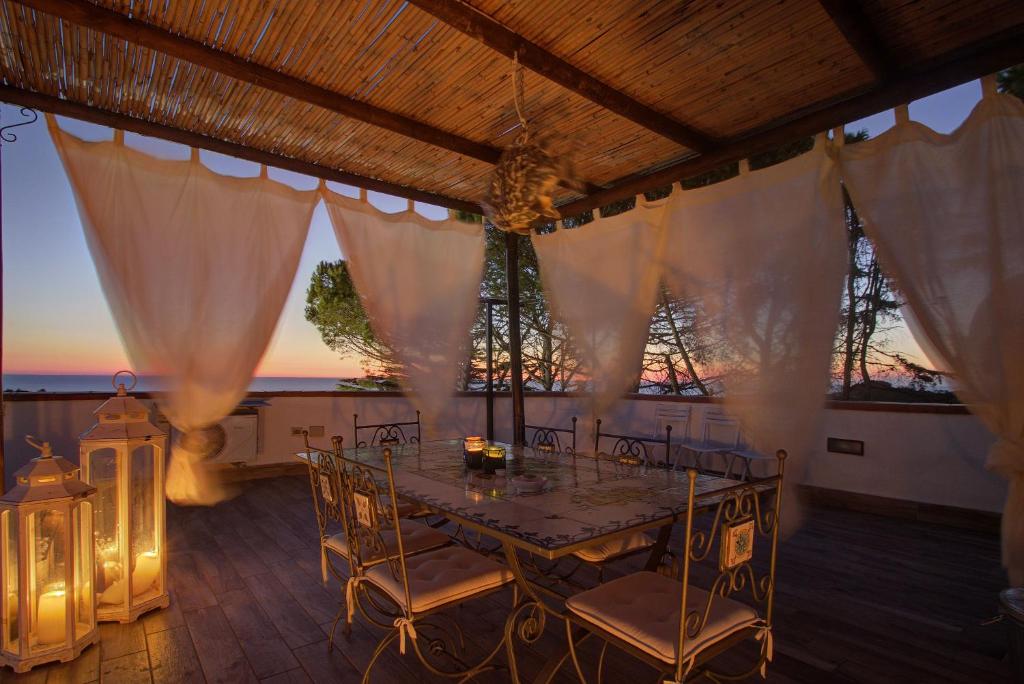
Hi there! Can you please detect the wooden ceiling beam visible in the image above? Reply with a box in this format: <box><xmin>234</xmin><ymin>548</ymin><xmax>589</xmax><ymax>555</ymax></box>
<box><xmin>552</xmin><ymin>25</ymin><xmax>1024</xmax><ymax>220</ymax></box>
<box><xmin>0</xmin><ymin>85</ymin><xmax>485</xmax><ymax>215</ymax></box>
<box><xmin>405</xmin><ymin>0</ymin><xmax>715</xmax><ymax>153</ymax></box>
<box><xmin>12</xmin><ymin>0</ymin><xmax>503</xmax><ymax>164</ymax></box>
<box><xmin>817</xmin><ymin>0</ymin><xmax>894</xmax><ymax>80</ymax></box>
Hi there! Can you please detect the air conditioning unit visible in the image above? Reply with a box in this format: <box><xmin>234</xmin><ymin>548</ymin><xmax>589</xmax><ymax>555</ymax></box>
<box><xmin>161</xmin><ymin>400</ymin><xmax>266</xmax><ymax>466</ymax></box>
<box><xmin>206</xmin><ymin>413</ymin><xmax>259</xmax><ymax>465</ymax></box>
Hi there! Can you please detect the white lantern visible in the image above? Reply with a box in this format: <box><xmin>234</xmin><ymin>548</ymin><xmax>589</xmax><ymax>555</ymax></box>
<box><xmin>1</xmin><ymin>437</ymin><xmax>98</xmax><ymax>673</ymax></box>
<box><xmin>79</xmin><ymin>371</ymin><xmax>168</xmax><ymax>623</ymax></box>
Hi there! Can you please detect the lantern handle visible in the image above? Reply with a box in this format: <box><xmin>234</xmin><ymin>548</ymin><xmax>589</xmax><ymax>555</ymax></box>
<box><xmin>112</xmin><ymin>369</ymin><xmax>138</xmax><ymax>394</ymax></box>
<box><xmin>25</xmin><ymin>435</ymin><xmax>53</xmax><ymax>458</ymax></box>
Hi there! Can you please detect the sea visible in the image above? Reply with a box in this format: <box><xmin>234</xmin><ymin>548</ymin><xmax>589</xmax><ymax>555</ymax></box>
<box><xmin>3</xmin><ymin>374</ymin><xmax>345</xmax><ymax>393</ymax></box>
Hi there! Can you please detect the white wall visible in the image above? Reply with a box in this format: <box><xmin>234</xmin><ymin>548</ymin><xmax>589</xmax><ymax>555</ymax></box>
<box><xmin>2</xmin><ymin>394</ymin><xmax>1006</xmax><ymax>513</ymax></box>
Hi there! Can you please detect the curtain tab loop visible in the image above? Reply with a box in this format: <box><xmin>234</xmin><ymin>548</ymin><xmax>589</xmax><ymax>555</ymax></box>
<box><xmin>359</xmin><ymin>187</ymin><xmax>368</xmax><ymax>203</ymax></box>
<box><xmin>831</xmin><ymin>126</ymin><xmax>845</xmax><ymax>147</ymax></box>
<box><xmin>406</xmin><ymin>198</ymin><xmax>415</xmax><ymax>213</ymax></box>
<box><xmin>259</xmin><ymin>165</ymin><xmax>268</xmax><ymax>179</ymax></box>
<box><xmin>113</xmin><ymin>129</ymin><xmax>125</xmax><ymax>145</ymax></box>
<box><xmin>894</xmin><ymin>104</ymin><xmax>911</xmax><ymax>126</ymax></box>
<box><xmin>190</xmin><ymin>147</ymin><xmax>200</xmax><ymax>163</ymax></box>
<box><xmin>981</xmin><ymin>73</ymin><xmax>998</xmax><ymax>99</ymax></box>
<box><xmin>739</xmin><ymin>158</ymin><xmax>750</xmax><ymax>176</ymax></box>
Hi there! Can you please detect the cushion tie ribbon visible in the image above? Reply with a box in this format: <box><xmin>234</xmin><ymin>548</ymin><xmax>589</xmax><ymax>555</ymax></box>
<box><xmin>320</xmin><ymin>545</ymin><xmax>329</xmax><ymax>584</ymax></box>
<box><xmin>394</xmin><ymin>617</ymin><xmax>418</xmax><ymax>655</ymax></box>
<box><xmin>754</xmin><ymin>621</ymin><xmax>774</xmax><ymax>678</ymax></box>
<box><xmin>345</xmin><ymin>576</ymin><xmax>366</xmax><ymax>624</ymax></box>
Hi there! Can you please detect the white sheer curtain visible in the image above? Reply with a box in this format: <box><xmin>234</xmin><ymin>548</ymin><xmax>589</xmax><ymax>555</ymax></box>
<box><xmin>531</xmin><ymin>197</ymin><xmax>669</xmax><ymax>415</ymax></box>
<box><xmin>322</xmin><ymin>188</ymin><xmax>484</xmax><ymax>434</ymax></box>
<box><xmin>840</xmin><ymin>85</ymin><xmax>1024</xmax><ymax>584</ymax></box>
<box><xmin>49</xmin><ymin>117</ymin><xmax>317</xmax><ymax>505</ymax></box>
<box><xmin>662</xmin><ymin>138</ymin><xmax>847</xmax><ymax>532</ymax></box>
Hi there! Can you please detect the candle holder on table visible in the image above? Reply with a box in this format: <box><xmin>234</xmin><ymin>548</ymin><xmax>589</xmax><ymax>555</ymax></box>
<box><xmin>463</xmin><ymin>437</ymin><xmax>485</xmax><ymax>469</ymax></box>
<box><xmin>483</xmin><ymin>446</ymin><xmax>507</xmax><ymax>474</ymax></box>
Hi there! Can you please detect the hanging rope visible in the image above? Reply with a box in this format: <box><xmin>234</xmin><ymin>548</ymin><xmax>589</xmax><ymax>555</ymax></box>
<box><xmin>513</xmin><ymin>51</ymin><xmax>528</xmax><ymax>132</ymax></box>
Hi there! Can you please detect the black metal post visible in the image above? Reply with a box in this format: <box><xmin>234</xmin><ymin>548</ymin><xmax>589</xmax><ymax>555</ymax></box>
<box><xmin>504</xmin><ymin>232</ymin><xmax>526</xmax><ymax>445</ymax></box>
<box><xmin>485</xmin><ymin>300</ymin><xmax>494</xmax><ymax>441</ymax></box>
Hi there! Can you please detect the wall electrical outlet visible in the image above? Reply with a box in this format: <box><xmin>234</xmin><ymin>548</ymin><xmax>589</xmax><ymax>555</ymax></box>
<box><xmin>290</xmin><ymin>426</ymin><xmax>305</xmax><ymax>436</ymax></box>
<box><xmin>308</xmin><ymin>425</ymin><xmax>325</xmax><ymax>437</ymax></box>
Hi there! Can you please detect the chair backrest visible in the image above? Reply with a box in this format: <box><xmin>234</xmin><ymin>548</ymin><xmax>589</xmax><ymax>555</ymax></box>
<box><xmin>525</xmin><ymin>416</ymin><xmax>577</xmax><ymax>455</ymax></box>
<box><xmin>302</xmin><ymin>432</ymin><xmax>345</xmax><ymax>543</ymax></box>
<box><xmin>700</xmin><ymin>414</ymin><xmax>741</xmax><ymax>448</ymax></box>
<box><xmin>654</xmin><ymin>405</ymin><xmax>692</xmax><ymax>442</ymax></box>
<box><xmin>593</xmin><ymin>418</ymin><xmax>671</xmax><ymax>466</ymax></box>
<box><xmin>337</xmin><ymin>449</ymin><xmax>413</xmax><ymax>616</ymax></box>
<box><xmin>353</xmin><ymin>410</ymin><xmax>421</xmax><ymax>447</ymax></box>
<box><xmin>670</xmin><ymin>452</ymin><xmax>786</xmax><ymax>681</ymax></box>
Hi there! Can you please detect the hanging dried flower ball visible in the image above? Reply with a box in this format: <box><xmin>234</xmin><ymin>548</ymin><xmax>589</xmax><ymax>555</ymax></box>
<box><xmin>484</xmin><ymin>128</ymin><xmax>562</xmax><ymax>235</ymax></box>
<box><xmin>482</xmin><ymin>53</ymin><xmax>574</xmax><ymax>235</ymax></box>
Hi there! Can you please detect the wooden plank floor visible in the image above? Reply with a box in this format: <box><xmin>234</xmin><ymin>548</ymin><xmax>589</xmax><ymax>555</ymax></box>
<box><xmin>2</xmin><ymin>475</ymin><xmax>1013</xmax><ymax>683</ymax></box>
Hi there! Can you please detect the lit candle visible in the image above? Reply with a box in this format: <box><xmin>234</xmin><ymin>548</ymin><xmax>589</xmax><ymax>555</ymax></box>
<box><xmin>131</xmin><ymin>551</ymin><xmax>160</xmax><ymax>596</ymax></box>
<box><xmin>483</xmin><ymin>446</ymin><xmax>506</xmax><ymax>474</ymax></box>
<box><xmin>36</xmin><ymin>588</ymin><xmax>66</xmax><ymax>645</ymax></box>
<box><xmin>464</xmin><ymin>437</ymin><xmax>485</xmax><ymax>469</ymax></box>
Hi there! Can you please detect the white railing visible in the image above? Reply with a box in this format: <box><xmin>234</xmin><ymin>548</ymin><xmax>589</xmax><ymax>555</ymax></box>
<box><xmin>2</xmin><ymin>391</ymin><xmax>1005</xmax><ymax>513</ymax></box>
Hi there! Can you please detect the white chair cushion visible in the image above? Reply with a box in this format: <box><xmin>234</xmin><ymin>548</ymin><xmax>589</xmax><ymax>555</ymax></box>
<box><xmin>573</xmin><ymin>531</ymin><xmax>654</xmax><ymax>563</ymax></box>
<box><xmin>566</xmin><ymin>570</ymin><xmax>758</xmax><ymax>664</ymax></box>
<box><xmin>324</xmin><ymin>521</ymin><xmax>449</xmax><ymax>563</ymax></box>
<box><xmin>365</xmin><ymin>545</ymin><xmax>513</xmax><ymax>613</ymax></box>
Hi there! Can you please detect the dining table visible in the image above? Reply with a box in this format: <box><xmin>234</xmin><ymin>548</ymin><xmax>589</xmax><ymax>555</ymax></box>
<box><xmin>298</xmin><ymin>439</ymin><xmax>745</xmax><ymax>683</ymax></box>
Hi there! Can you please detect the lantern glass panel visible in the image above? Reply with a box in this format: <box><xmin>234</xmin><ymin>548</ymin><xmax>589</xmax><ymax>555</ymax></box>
<box><xmin>130</xmin><ymin>445</ymin><xmax>160</xmax><ymax>599</ymax></box>
<box><xmin>88</xmin><ymin>447</ymin><xmax>122</xmax><ymax>610</ymax></box>
<box><xmin>3</xmin><ymin>509</ymin><xmax>17</xmax><ymax>654</ymax></box>
<box><xmin>73</xmin><ymin>502</ymin><xmax>94</xmax><ymax>639</ymax></box>
<box><xmin>29</xmin><ymin>509</ymin><xmax>67</xmax><ymax>652</ymax></box>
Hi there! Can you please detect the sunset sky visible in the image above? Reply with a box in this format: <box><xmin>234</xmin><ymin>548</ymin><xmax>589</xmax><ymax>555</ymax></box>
<box><xmin>0</xmin><ymin>80</ymin><xmax>983</xmax><ymax>378</ymax></box>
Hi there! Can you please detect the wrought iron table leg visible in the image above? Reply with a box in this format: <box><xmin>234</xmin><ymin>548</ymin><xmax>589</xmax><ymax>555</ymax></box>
<box><xmin>500</xmin><ymin>541</ymin><xmax>580</xmax><ymax>684</ymax></box>
<box><xmin>643</xmin><ymin>522</ymin><xmax>674</xmax><ymax>572</ymax></box>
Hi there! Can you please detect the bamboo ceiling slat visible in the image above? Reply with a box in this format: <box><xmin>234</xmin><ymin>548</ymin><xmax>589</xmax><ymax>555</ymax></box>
<box><xmin>0</xmin><ymin>4</ymin><xmax>497</xmax><ymax>200</ymax></box>
<box><xmin>1</xmin><ymin>0</ymin><xmax>1021</xmax><ymax>208</ymax></box>
<box><xmin>865</xmin><ymin>0</ymin><xmax>1024</xmax><ymax>64</ymax></box>
<box><xmin>462</xmin><ymin>0</ymin><xmax>869</xmax><ymax>140</ymax></box>
<box><xmin>83</xmin><ymin>0</ymin><xmax>692</xmax><ymax>183</ymax></box>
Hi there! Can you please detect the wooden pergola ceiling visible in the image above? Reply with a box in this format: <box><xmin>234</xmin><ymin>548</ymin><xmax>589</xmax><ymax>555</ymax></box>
<box><xmin>1</xmin><ymin>0</ymin><xmax>1023</xmax><ymax>218</ymax></box>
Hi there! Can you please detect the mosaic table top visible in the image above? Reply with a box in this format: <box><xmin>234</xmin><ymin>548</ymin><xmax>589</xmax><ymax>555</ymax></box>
<box><xmin>302</xmin><ymin>439</ymin><xmax>740</xmax><ymax>558</ymax></box>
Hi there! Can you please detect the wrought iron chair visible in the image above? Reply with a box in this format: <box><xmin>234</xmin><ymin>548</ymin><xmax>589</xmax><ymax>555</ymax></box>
<box><xmin>353</xmin><ymin>411</ymin><xmax>432</xmax><ymax>518</ymax></box>
<box><xmin>594</xmin><ymin>417</ymin><xmax>672</xmax><ymax>467</ymax></box>
<box><xmin>676</xmin><ymin>413</ymin><xmax>742</xmax><ymax>475</ymax></box>
<box><xmin>339</xmin><ymin>448</ymin><xmax>513</xmax><ymax>682</ymax></box>
<box><xmin>526</xmin><ymin>416</ymin><xmax>577</xmax><ymax>455</ymax></box>
<box><xmin>564</xmin><ymin>451</ymin><xmax>787</xmax><ymax>683</ymax></box>
<box><xmin>724</xmin><ymin>439</ymin><xmax>778</xmax><ymax>481</ymax></box>
<box><xmin>302</xmin><ymin>433</ymin><xmax>351</xmax><ymax>645</ymax></box>
<box><xmin>653</xmin><ymin>405</ymin><xmax>695</xmax><ymax>468</ymax></box>
<box><xmin>353</xmin><ymin>410</ymin><xmax>421</xmax><ymax>447</ymax></box>
<box><xmin>302</xmin><ymin>434</ymin><xmax>448</xmax><ymax>651</ymax></box>
<box><xmin>564</xmin><ymin>419</ymin><xmax>674</xmax><ymax>577</ymax></box>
